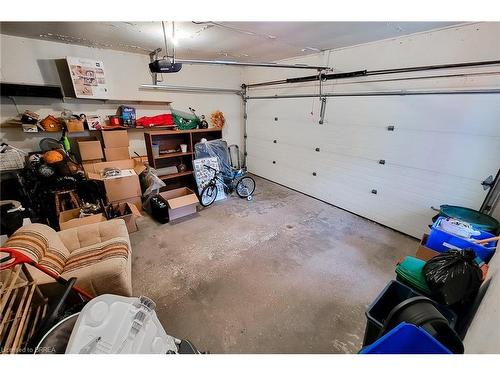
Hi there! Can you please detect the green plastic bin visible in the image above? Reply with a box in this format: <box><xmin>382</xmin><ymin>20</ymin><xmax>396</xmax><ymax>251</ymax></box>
<box><xmin>434</xmin><ymin>205</ymin><xmax>499</xmax><ymax>233</ymax></box>
<box><xmin>395</xmin><ymin>256</ymin><xmax>432</xmax><ymax>295</ymax></box>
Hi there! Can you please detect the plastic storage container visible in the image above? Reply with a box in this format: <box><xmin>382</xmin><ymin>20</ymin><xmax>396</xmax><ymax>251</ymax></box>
<box><xmin>434</xmin><ymin>205</ymin><xmax>499</xmax><ymax>233</ymax></box>
<box><xmin>426</xmin><ymin>216</ymin><xmax>497</xmax><ymax>262</ymax></box>
<box><xmin>363</xmin><ymin>280</ymin><xmax>457</xmax><ymax>347</ymax></box>
<box><xmin>360</xmin><ymin>322</ymin><xmax>452</xmax><ymax>354</ymax></box>
<box><xmin>395</xmin><ymin>256</ymin><xmax>431</xmax><ymax>295</ymax></box>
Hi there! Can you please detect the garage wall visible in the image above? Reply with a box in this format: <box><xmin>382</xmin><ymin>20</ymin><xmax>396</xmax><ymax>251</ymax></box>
<box><xmin>0</xmin><ymin>34</ymin><xmax>244</xmax><ymax>156</ymax></box>
<box><xmin>243</xmin><ymin>22</ymin><xmax>500</xmax><ymax>238</ymax></box>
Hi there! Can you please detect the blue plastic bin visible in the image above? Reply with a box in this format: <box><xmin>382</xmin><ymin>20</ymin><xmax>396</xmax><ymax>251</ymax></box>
<box><xmin>426</xmin><ymin>217</ymin><xmax>497</xmax><ymax>262</ymax></box>
<box><xmin>363</xmin><ymin>280</ymin><xmax>457</xmax><ymax>347</ymax></box>
<box><xmin>360</xmin><ymin>322</ymin><xmax>452</xmax><ymax>354</ymax></box>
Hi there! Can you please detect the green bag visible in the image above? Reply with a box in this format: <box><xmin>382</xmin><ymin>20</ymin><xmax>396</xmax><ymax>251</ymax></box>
<box><xmin>171</xmin><ymin>109</ymin><xmax>200</xmax><ymax>130</ymax></box>
<box><xmin>395</xmin><ymin>256</ymin><xmax>432</xmax><ymax>295</ymax></box>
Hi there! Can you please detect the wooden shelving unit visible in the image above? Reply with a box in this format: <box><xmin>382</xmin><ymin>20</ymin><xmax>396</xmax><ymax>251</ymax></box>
<box><xmin>158</xmin><ymin>170</ymin><xmax>194</xmax><ymax>180</ymax></box>
<box><xmin>144</xmin><ymin>128</ymin><xmax>223</xmax><ymax>191</ymax></box>
<box><xmin>155</xmin><ymin>151</ymin><xmax>193</xmax><ymax>159</ymax></box>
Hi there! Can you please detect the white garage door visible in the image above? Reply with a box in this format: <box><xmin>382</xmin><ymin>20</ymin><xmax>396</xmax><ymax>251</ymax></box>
<box><xmin>246</xmin><ymin>94</ymin><xmax>500</xmax><ymax>238</ymax></box>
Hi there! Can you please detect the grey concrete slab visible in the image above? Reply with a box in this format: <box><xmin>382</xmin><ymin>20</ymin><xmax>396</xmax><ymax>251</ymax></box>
<box><xmin>130</xmin><ymin>175</ymin><xmax>417</xmax><ymax>353</ymax></box>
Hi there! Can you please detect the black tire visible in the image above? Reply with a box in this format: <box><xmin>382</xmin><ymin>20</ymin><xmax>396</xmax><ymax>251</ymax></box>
<box><xmin>235</xmin><ymin>176</ymin><xmax>256</xmax><ymax>198</ymax></box>
<box><xmin>200</xmin><ymin>184</ymin><xmax>218</xmax><ymax>207</ymax></box>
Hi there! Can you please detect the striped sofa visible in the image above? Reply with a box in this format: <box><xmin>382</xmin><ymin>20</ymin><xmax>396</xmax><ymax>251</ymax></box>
<box><xmin>5</xmin><ymin>219</ymin><xmax>132</xmax><ymax>296</ymax></box>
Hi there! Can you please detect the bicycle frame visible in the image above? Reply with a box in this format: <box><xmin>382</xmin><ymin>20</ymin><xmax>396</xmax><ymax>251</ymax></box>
<box><xmin>204</xmin><ymin>165</ymin><xmax>245</xmax><ymax>194</ymax></box>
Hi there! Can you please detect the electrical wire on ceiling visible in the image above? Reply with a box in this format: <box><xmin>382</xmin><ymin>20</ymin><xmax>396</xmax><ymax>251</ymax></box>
<box><xmin>192</xmin><ymin>21</ymin><xmax>323</xmax><ymax>56</ymax></box>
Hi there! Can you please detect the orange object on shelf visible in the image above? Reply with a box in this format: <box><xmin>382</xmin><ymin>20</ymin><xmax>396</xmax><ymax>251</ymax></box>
<box><xmin>210</xmin><ymin>110</ymin><xmax>225</xmax><ymax>128</ymax></box>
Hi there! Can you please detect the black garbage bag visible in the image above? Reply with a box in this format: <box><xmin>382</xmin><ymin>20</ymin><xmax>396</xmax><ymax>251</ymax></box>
<box><xmin>423</xmin><ymin>249</ymin><xmax>482</xmax><ymax>306</ymax></box>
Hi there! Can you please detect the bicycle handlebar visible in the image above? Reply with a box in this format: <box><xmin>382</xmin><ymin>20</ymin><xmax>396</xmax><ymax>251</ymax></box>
<box><xmin>204</xmin><ymin>165</ymin><xmax>218</xmax><ymax>172</ymax></box>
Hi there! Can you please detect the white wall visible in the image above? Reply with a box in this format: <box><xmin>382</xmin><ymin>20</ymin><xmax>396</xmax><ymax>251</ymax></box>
<box><xmin>243</xmin><ymin>22</ymin><xmax>500</xmax><ymax>238</ymax></box>
<box><xmin>0</xmin><ymin>34</ymin><xmax>244</xmax><ymax>156</ymax></box>
<box><xmin>464</xmin><ymin>240</ymin><xmax>500</xmax><ymax>353</ymax></box>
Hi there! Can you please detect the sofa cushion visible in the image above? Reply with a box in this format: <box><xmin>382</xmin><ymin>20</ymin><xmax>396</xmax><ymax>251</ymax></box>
<box><xmin>58</xmin><ymin>219</ymin><xmax>129</xmax><ymax>253</ymax></box>
<box><xmin>64</xmin><ymin>238</ymin><xmax>130</xmax><ymax>273</ymax></box>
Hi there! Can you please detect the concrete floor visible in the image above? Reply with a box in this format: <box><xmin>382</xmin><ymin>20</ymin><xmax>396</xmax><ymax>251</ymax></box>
<box><xmin>130</xmin><ymin>176</ymin><xmax>418</xmax><ymax>353</ymax></box>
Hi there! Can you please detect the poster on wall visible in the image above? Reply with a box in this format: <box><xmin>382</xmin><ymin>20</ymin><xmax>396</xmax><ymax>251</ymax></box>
<box><xmin>66</xmin><ymin>56</ymin><xmax>109</xmax><ymax>99</ymax></box>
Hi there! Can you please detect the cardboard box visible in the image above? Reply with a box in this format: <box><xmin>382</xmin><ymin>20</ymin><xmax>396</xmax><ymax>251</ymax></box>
<box><xmin>112</xmin><ymin>196</ymin><xmax>143</xmax><ymax>211</ymax></box>
<box><xmin>59</xmin><ymin>208</ymin><xmax>107</xmax><ymax>230</ymax></box>
<box><xmin>83</xmin><ymin>159</ymin><xmax>145</xmax><ymax>203</ymax></box>
<box><xmin>415</xmin><ymin>233</ymin><xmax>440</xmax><ymax>261</ymax></box>
<box><xmin>132</xmin><ymin>155</ymin><xmax>149</xmax><ymax>166</ymax></box>
<box><xmin>66</xmin><ymin>118</ymin><xmax>85</xmax><ymax>132</ymax></box>
<box><xmin>109</xmin><ymin>202</ymin><xmax>142</xmax><ymax>233</ymax></box>
<box><xmin>159</xmin><ymin>187</ymin><xmax>199</xmax><ymax>221</ymax></box>
<box><xmin>104</xmin><ymin>147</ymin><xmax>130</xmax><ymax>161</ymax></box>
<box><xmin>101</xmin><ymin>130</ymin><xmax>129</xmax><ymax>148</ymax></box>
<box><xmin>78</xmin><ymin>140</ymin><xmax>104</xmax><ymax>161</ymax></box>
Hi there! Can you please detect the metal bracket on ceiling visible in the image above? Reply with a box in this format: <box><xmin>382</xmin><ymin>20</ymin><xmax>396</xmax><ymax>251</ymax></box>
<box><xmin>149</xmin><ymin>48</ymin><xmax>162</xmax><ymax>85</ymax></box>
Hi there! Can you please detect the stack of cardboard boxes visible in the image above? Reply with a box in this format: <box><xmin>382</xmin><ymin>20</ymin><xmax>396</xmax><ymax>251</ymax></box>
<box><xmin>75</xmin><ymin>129</ymin><xmax>200</xmax><ymax>225</ymax></box>
<box><xmin>78</xmin><ymin>130</ymin><xmax>145</xmax><ymax>211</ymax></box>
<box><xmin>101</xmin><ymin>130</ymin><xmax>131</xmax><ymax>161</ymax></box>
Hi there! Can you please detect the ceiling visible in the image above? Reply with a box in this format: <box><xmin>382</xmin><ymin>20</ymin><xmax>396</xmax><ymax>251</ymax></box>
<box><xmin>0</xmin><ymin>21</ymin><xmax>462</xmax><ymax>62</ymax></box>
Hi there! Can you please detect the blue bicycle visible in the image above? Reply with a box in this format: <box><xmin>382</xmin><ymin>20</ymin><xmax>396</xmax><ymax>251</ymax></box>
<box><xmin>200</xmin><ymin>165</ymin><xmax>256</xmax><ymax>207</ymax></box>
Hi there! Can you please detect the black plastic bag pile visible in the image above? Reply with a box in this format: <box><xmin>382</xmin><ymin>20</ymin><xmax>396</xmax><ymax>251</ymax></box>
<box><xmin>423</xmin><ymin>249</ymin><xmax>483</xmax><ymax>306</ymax></box>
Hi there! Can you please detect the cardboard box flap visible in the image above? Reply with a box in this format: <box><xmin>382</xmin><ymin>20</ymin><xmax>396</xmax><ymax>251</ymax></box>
<box><xmin>167</xmin><ymin>194</ymin><xmax>199</xmax><ymax>209</ymax></box>
<box><xmin>83</xmin><ymin>158</ymin><xmax>145</xmax><ymax>179</ymax></box>
<box><xmin>102</xmin><ymin>129</ymin><xmax>129</xmax><ymax>148</ymax></box>
<box><xmin>104</xmin><ymin>147</ymin><xmax>130</xmax><ymax>161</ymax></box>
<box><xmin>78</xmin><ymin>140</ymin><xmax>104</xmax><ymax>161</ymax></box>
<box><xmin>59</xmin><ymin>208</ymin><xmax>107</xmax><ymax>230</ymax></box>
<box><xmin>127</xmin><ymin>202</ymin><xmax>142</xmax><ymax>217</ymax></box>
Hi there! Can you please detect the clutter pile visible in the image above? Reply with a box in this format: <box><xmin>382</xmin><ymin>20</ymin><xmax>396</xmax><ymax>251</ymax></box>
<box><xmin>11</xmin><ymin>106</ymin><xmax>223</xmax><ymax>132</ymax></box>
<box><xmin>360</xmin><ymin>206</ymin><xmax>499</xmax><ymax>354</ymax></box>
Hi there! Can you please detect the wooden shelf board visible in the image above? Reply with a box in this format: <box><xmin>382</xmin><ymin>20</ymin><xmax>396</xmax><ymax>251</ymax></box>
<box><xmin>155</xmin><ymin>151</ymin><xmax>193</xmax><ymax>159</ymax></box>
<box><xmin>62</xmin><ymin>97</ymin><xmax>172</xmax><ymax>105</ymax></box>
<box><xmin>158</xmin><ymin>170</ymin><xmax>193</xmax><ymax>180</ymax></box>
<box><xmin>146</xmin><ymin>128</ymin><xmax>223</xmax><ymax>136</ymax></box>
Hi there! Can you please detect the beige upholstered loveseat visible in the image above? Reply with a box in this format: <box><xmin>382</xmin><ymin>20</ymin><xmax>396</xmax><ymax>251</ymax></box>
<box><xmin>5</xmin><ymin>219</ymin><xmax>132</xmax><ymax>296</ymax></box>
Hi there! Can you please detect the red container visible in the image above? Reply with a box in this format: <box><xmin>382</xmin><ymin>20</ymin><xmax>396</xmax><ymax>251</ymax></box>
<box><xmin>109</xmin><ymin>115</ymin><xmax>121</xmax><ymax>126</ymax></box>
<box><xmin>136</xmin><ymin>114</ymin><xmax>174</xmax><ymax>128</ymax></box>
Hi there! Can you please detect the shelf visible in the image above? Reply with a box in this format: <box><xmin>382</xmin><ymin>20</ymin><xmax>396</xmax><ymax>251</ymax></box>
<box><xmin>158</xmin><ymin>170</ymin><xmax>193</xmax><ymax>180</ymax></box>
<box><xmin>146</xmin><ymin>128</ymin><xmax>223</xmax><ymax>136</ymax></box>
<box><xmin>1</xmin><ymin>82</ymin><xmax>64</xmax><ymax>99</ymax></box>
<box><xmin>0</xmin><ymin>83</ymin><xmax>172</xmax><ymax>105</ymax></box>
<box><xmin>155</xmin><ymin>151</ymin><xmax>193</xmax><ymax>159</ymax></box>
<box><xmin>62</xmin><ymin>97</ymin><xmax>172</xmax><ymax>105</ymax></box>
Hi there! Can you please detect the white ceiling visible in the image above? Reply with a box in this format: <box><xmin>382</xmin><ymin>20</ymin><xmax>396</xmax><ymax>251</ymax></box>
<box><xmin>0</xmin><ymin>21</ymin><xmax>462</xmax><ymax>62</ymax></box>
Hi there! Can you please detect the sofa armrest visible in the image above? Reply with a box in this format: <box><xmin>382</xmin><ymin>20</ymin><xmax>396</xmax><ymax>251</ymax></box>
<box><xmin>5</xmin><ymin>223</ymin><xmax>70</xmax><ymax>273</ymax></box>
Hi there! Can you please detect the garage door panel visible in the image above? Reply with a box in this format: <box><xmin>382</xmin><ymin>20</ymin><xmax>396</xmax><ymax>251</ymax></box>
<box><xmin>249</xmin><ymin>139</ymin><xmax>487</xmax><ymax>211</ymax></box>
<box><xmin>247</xmin><ymin>95</ymin><xmax>498</xmax><ymax>237</ymax></box>
<box><xmin>249</xmin><ymin>153</ymin><xmax>433</xmax><ymax>238</ymax></box>
<box><xmin>324</xmin><ymin>96</ymin><xmax>500</xmax><ymax>135</ymax></box>
<box><xmin>276</xmin><ymin>142</ymin><xmax>483</xmax><ymax>212</ymax></box>
<box><xmin>284</xmin><ymin>121</ymin><xmax>498</xmax><ymax>180</ymax></box>
<box><xmin>249</xmin><ymin>95</ymin><xmax>500</xmax><ymax>135</ymax></box>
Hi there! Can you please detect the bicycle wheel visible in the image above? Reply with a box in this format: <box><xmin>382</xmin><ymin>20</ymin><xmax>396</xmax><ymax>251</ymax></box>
<box><xmin>235</xmin><ymin>176</ymin><xmax>256</xmax><ymax>198</ymax></box>
<box><xmin>200</xmin><ymin>184</ymin><xmax>218</xmax><ymax>207</ymax></box>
